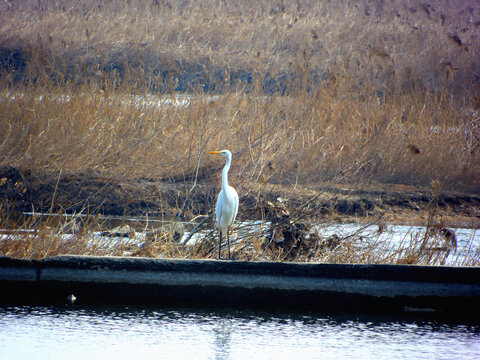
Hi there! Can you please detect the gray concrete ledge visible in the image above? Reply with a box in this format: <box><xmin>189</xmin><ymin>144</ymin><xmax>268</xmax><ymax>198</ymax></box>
<box><xmin>1</xmin><ymin>255</ymin><xmax>480</xmax><ymax>315</ymax></box>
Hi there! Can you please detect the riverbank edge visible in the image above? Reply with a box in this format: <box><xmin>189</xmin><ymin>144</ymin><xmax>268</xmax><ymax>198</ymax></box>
<box><xmin>1</xmin><ymin>255</ymin><xmax>479</xmax><ymax>316</ymax></box>
<box><xmin>2</xmin><ymin>165</ymin><xmax>480</xmax><ymax>228</ymax></box>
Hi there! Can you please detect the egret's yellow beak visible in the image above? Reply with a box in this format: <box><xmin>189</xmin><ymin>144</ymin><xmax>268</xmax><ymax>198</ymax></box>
<box><xmin>208</xmin><ymin>151</ymin><xmax>220</xmax><ymax>154</ymax></box>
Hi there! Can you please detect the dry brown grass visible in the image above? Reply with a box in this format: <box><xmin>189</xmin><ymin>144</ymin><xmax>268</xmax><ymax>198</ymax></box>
<box><xmin>0</xmin><ymin>1</ymin><xmax>479</xmax><ymax>262</ymax></box>
<box><xmin>1</xmin><ymin>0</ymin><xmax>478</xmax><ymax>190</ymax></box>
<box><xmin>1</xmin><ymin>1</ymin><xmax>478</xmax><ymax>92</ymax></box>
<box><xmin>1</xmin><ymin>85</ymin><xmax>478</xmax><ymax>192</ymax></box>
<box><xmin>1</xmin><ymin>207</ymin><xmax>478</xmax><ymax>266</ymax></box>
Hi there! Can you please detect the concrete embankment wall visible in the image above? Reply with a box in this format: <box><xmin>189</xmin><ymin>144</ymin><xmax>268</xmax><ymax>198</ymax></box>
<box><xmin>1</xmin><ymin>255</ymin><xmax>479</xmax><ymax>315</ymax></box>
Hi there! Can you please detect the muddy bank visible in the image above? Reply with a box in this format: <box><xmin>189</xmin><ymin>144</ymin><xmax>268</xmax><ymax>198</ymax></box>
<box><xmin>1</xmin><ymin>166</ymin><xmax>479</xmax><ymax>226</ymax></box>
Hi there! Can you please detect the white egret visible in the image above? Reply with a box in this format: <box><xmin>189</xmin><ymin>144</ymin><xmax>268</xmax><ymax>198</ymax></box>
<box><xmin>208</xmin><ymin>150</ymin><xmax>239</xmax><ymax>259</ymax></box>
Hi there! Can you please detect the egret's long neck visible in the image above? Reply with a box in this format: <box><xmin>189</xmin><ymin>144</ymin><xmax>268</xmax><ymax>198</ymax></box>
<box><xmin>221</xmin><ymin>156</ymin><xmax>231</xmax><ymax>191</ymax></box>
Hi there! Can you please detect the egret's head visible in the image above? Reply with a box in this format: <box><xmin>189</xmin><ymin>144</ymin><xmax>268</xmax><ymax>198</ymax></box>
<box><xmin>208</xmin><ymin>150</ymin><xmax>232</xmax><ymax>158</ymax></box>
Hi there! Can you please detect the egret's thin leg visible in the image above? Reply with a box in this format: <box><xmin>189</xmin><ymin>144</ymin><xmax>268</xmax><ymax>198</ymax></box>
<box><xmin>227</xmin><ymin>227</ymin><xmax>231</xmax><ymax>259</ymax></box>
<box><xmin>218</xmin><ymin>231</ymin><xmax>222</xmax><ymax>259</ymax></box>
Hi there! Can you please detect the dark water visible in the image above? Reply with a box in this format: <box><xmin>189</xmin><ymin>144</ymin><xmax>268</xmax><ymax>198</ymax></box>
<box><xmin>0</xmin><ymin>305</ymin><xmax>479</xmax><ymax>360</ymax></box>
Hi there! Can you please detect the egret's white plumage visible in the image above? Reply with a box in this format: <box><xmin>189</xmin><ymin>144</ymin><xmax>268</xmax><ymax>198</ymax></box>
<box><xmin>208</xmin><ymin>150</ymin><xmax>239</xmax><ymax>259</ymax></box>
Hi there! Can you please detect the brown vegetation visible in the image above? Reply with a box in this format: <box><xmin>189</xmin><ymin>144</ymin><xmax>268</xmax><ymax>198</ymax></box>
<box><xmin>0</xmin><ymin>0</ymin><xmax>479</xmax><ymax>263</ymax></box>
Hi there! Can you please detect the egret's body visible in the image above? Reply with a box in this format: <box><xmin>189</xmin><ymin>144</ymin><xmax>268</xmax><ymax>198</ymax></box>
<box><xmin>208</xmin><ymin>150</ymin><xmax>239</xmax><ymax>259</ymax></box>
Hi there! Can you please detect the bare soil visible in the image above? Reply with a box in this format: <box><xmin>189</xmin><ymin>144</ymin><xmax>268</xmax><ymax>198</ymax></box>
<box><xmin>1</xmin><ymin>166</ymin><xmax>479</xmax><ymax>228</ymax></box>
